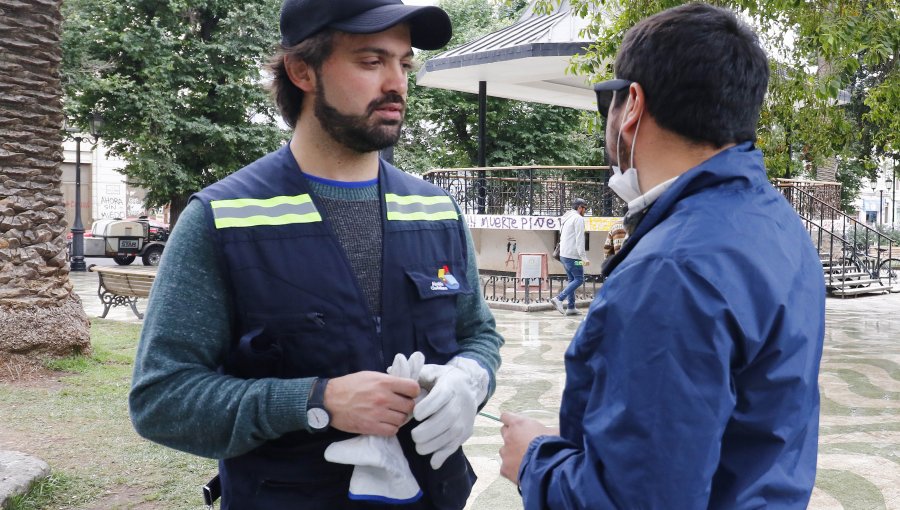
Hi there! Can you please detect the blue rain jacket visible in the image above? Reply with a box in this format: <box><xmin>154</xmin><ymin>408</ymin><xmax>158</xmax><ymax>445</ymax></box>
<box><xmin>519</xmin><ymin>143</ymin><xmax>825</xmax><ymax>509</ymax></box>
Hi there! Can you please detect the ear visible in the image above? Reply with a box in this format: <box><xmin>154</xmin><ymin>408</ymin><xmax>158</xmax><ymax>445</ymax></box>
<box><xmin>619</xmin><ymin>82</ymin><xmax>646</xmax><ymax>137</ymax></box>
<box><xmin>285</xmin><ymin>56</ymin><xmax>316</xmax><ymax>93</ymax></box>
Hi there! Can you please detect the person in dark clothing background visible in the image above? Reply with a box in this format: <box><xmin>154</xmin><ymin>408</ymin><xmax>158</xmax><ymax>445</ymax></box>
<box><xmin>499</xmin><ymin>4</ymin><xmax>825</xmax><ymax>509</ymax></box>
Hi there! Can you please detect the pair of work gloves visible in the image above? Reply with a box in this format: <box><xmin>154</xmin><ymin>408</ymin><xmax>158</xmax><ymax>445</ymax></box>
<box><xmin>323</xmin><ymin>351</ymin><xmax>489</xmax><ymax>504</ymax></box>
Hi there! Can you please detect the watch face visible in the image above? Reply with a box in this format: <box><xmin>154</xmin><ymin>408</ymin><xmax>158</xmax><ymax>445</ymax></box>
<box><xmin>307</xmin><ymin>407</ymin><xmax>330</xmax><ymax>429</ymax></box>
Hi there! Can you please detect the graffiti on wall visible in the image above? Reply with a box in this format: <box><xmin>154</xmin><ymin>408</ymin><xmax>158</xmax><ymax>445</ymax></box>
<box><xmin>96</xmin><ymin>184</ymin><xmax>125</xmax><ymax>219</ymax></box>
<box><xmin>465</xmin><ymin>215</ymin><xmax>561</xmax><ymax>231</ymax></box>
<box><xmin>505</xmin><ymin>237</ymin><xmax>517</xmax><ymax>270</ymax></box>
<box><xmin>128</xmin><ymin>188</ymin><xmax>147</xmax><ymax>217</ymax></box>
<box><xmin>465</xmin><ymin>214</ymin><xmax>623</xmax><ymax>232</ymax></box>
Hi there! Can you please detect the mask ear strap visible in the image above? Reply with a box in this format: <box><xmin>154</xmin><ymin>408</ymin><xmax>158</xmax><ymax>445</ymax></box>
<box><xmin>630</xmin><ymin>112</ymin><xmax>642</xmax><ymax>170</ymax></box>
<box><xmin>614</xmin><ymin>91</ymin><xmax>625</xmax><ymax>169</ymax></box>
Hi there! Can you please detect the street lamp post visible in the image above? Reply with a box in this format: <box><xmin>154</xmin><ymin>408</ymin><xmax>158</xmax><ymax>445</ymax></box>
<box><xmin>887</xmin><ymin>175</ymin><xmax>894</xmax><ymax>229</ymax></box>
<box><xmin>64</xmin><ymin>113</ymin><xmax>103</xmax><ymax>272</ymax></box>
<box><xmin>871</xmin><ymin>181</ymin><xmax>878</xmax><ymax>225</ymax></box>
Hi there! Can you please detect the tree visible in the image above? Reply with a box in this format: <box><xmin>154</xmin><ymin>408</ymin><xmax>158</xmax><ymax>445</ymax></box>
<box><xmin>61</xmin><ymin>0</ymin><xmax>287</xmax><ymax>225</ymax></box>
<box><xmin>533</xmin><ymin>0</ymin><xmax>900</xmax><ymax>212</ymax></box>
<box><xmin>396</xmin><ymin>0</ymin><xmax>605</xmax><ymax>173</ymax></box>
<box><xmin>0</xmin><ymin>0</ymin><xmax>91</xmax><ymax>363</ymax></box>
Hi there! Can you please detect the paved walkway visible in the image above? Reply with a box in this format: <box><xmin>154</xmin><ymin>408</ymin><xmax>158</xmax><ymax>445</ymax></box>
<box><xmin>68</xmin><ymin>269</ymin><xmax>900</xmax><ymax>509</ymax></box>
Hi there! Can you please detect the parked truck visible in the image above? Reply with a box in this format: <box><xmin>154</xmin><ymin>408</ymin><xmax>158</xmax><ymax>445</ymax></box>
<box><xmin>75</xmin><ymin>218</ymin><xmax>168</xmax><ymax>266</ymax></box>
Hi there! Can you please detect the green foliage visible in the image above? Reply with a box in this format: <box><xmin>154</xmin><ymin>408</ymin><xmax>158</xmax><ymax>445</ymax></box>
<box><xmin>62</xmin><ymin>0</ymin><xmax>288</xmax><ymax>219</ymax></box>
<box><xmin>396</xmin><ymin>0</ymin><xmax>604</xmax><ymax>173</ymax></box>
<box><xmin>531</xmin><ymin>0</ymin><xmax>899</xmax><ymax>212</ymax></box>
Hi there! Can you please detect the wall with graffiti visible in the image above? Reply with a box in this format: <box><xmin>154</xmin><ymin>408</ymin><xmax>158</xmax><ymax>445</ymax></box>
<box><xmin>466</xmin><ymin>214</ymin><xmax>623</xmax><ymax>275</ymax></box>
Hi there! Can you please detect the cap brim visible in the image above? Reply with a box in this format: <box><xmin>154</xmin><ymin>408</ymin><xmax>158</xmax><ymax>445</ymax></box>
<box><xmin>329</xmin><ymin>5</ymin><xmax>452</xmax><ymax>50</ymax></box>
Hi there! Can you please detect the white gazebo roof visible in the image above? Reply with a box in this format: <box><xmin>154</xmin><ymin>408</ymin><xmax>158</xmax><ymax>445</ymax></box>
<box><xmin>416</xmin><ymin>1</ymin><xmax>602</xmax><ymax>111</ymax></box>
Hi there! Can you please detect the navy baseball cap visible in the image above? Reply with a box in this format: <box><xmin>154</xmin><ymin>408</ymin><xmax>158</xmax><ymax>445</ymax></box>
<box><xmin>280</xmin><ymin>0</ymin><xmax>452</xmax><ymax>50</ymax></box>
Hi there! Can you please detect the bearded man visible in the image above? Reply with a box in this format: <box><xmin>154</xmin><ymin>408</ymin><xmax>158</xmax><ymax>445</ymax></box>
<box><xmin>129</xmin><ymin>2</ymin><xmax>503</xmax><ymax>509</ymax></box>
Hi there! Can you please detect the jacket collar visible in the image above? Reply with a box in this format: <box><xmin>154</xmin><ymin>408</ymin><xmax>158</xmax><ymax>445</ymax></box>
<box><xmin>601</xmin><ymin>142</ymin><xmax>765</xmax><ymax>278</ymax></box>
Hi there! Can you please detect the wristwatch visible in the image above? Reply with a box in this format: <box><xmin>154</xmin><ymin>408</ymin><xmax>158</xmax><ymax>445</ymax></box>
<box><xmin>306</xmin><ymin>377</ymin><xmax>331</xmax><ymax>432</ymax></box>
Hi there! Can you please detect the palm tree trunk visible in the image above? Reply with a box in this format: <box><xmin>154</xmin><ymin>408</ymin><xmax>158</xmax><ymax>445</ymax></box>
<box><xmin>0</xmin><ymin>0</ymin><xmax>91</xmax><ymax>365</ymax></box>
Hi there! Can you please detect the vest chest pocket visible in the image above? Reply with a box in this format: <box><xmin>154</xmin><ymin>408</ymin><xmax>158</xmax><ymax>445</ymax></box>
<box><xmin>404</xmin><ymin>264</ymin><xmax>471</xmax><ymax>364</ymax></box>
<box><xmin>225</xmin><ymin>311</ymin><xmax>350</xmax><ymax>379</ymax></box>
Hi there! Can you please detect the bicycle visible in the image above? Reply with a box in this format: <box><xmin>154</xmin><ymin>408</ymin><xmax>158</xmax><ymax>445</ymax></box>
<box><xmin>839</xmin><ymin>242</ymin><xmax>899</xmax><ymax>290</ymax></box>
<box><xmin>877</xmin><ymin>256</ymin><xmax>900</xmax><ymax>290</ymax></box>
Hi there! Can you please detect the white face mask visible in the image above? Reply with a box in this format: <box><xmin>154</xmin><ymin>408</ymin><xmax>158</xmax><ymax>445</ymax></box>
<box><xmin>608</xmin><ymin>99</ymin><xmax>643</xmax><ymax>203</ymax></box>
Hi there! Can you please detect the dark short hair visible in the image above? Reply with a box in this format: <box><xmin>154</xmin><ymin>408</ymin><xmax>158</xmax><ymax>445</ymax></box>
<box><xmin>613</xmin><ymin>3</ymin><xmax>769</xmax><ymax>147</ymax></box>
<box><xmin>266</xmin><ymin>30</ymin><xmax>336</xmax><ymax>128</ymax></box>
<box><xmin>572</xmin><ymin>198</ymin><xmax>588</xmax><ymax>209</ymax></box>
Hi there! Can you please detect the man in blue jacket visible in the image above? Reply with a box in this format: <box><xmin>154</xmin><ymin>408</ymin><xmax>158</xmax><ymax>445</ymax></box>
<box><xmin>499</xmin><ymin>3</ymin><xmax>825</xmax><ymax>509</ymax></box>
<box><xmin>129</xmin><ymin>1</ymin><xmax>502</xmax><ymax>509</ymax></box>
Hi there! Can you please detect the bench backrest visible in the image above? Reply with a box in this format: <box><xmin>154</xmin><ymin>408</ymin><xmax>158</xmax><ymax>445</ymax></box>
<box><xmin>90</xmin><ymin>266</ymin><xmax>157</xmax><ymax>298</ymax></box>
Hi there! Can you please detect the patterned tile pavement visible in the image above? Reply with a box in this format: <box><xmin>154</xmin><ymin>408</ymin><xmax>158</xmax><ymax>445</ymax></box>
<box><xmin>71</xmin><ymin>269</ymin><xmax>900</xmax><ymax>509</ymax></box>
<box><xmin>461</xmin><ymin>293</ymin><xmax>900</xmax><ymax>510</ymax></box>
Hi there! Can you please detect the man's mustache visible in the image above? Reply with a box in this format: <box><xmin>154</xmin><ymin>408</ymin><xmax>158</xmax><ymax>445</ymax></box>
<box><xmin>367</xmin><ymin>94</ymin><xmax>406</xmax><ymax>115</ymax></box>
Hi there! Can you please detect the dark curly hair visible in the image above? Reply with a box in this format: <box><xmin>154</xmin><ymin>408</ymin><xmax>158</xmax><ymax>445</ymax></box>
<box><xmin>266</xmin><ymin>29</ymin><xmax>335</xmax><ymax>128</ymax></box>
<box><xmin>613</xmin><ymin>3</ymin><xmax>770</xmax><ymax>147</ymax></box>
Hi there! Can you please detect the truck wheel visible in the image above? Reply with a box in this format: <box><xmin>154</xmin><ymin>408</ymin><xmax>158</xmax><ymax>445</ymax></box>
<box><xmin>114</xmin><ymin>255</ymin><xmax>136</xmax><ymax>265</ymax></box>
<box><xmin>142</xmin><ymin>245</ymin><xmax>164</xmax><ymax>266</ymax></box>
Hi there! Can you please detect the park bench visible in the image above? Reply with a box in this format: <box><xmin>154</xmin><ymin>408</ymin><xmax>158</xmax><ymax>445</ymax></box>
<box><xmin>88</xmin><ymin>265</ymin><xmax>158</xmax><ymax>319</ymax></box>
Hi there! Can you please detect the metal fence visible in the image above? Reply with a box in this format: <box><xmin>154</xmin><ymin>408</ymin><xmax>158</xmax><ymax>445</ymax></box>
<box><xmin>479</xmin><ymin>274</ymin><xmax>604</xmax><ymax>305</ymax></box>
<box><xmin>424</xmin><ymin>166</ymin><xmax>627</xmax><ymax>217</ymax></box>
<box><xmin>776</xmin><ymin>181</ymin><xmax>897</xmax><ymax>291</ymax></box>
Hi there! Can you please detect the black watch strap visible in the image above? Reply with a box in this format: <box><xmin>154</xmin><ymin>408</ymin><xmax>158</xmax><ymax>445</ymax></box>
<box><xmin>306</xmin><ymin>378</ymin><xmax>331</xmax><ymax>432</ymax></box>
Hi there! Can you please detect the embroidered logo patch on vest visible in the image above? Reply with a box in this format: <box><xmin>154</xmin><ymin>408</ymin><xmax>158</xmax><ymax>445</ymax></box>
<box><xmin>431</xmin><ymin>265</ymin><xmax>460</xmax><ymax>291</ymax></box>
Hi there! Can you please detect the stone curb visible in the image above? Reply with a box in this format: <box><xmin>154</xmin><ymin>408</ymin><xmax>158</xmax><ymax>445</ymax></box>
<box><xmin>486</xmin><ymin>298</ymin><xmax>591</xmax><ymax>312</ymax></box>
<box><xmin>0</xmin><ymin>450</ymin><xmax>50</xmax><ymax>508</ymax></box>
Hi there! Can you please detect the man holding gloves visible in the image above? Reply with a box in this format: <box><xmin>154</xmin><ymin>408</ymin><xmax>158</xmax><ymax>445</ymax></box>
<box><xmin>128</xmin><ymin>1</ymin><xmax>502</xmax><ymax>508</ymax></box>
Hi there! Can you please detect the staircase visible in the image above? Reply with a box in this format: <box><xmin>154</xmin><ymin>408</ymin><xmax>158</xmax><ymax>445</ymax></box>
<box><xmin>777</xmin><ymin>181</ymin><xmax>897</xmax><ymax>297</ymax></box>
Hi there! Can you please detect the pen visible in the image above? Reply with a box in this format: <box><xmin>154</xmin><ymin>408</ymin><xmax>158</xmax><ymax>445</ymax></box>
<box><xmin>478</xmin><ymin>411</ymin><xmax>501</xmax><ymax>422</ymax></box>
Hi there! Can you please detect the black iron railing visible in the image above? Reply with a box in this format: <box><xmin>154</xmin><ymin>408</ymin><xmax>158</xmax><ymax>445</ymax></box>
<box><xmin>480</xmin><ymin>274</ymin><xmax>603</xmax><ymax>305</ymax></box>
<box><xmin>424</xmin><ymin>166</ymin><xmax>627</xmax><ymax>217</ymax></box>
<box><xmin>777</xmin><ymin>182</ymin><xmax>897</xmax><ymax>290</ymax></box>
<box><xmin>773</xmin><ymin>178</ymin><xmax>841</xmax><ymax>210</ymax></box>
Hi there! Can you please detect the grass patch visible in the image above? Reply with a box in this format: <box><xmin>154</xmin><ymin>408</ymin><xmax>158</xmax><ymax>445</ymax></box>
<box><xmin>1</xmin><ymin>319</ymin><xmax>217</xmax><ymax>509</ymax></box>
<box><xmin>6</xmin><ymin>472</ymin><xmax>100</xmax><ymax>510</ymax></box>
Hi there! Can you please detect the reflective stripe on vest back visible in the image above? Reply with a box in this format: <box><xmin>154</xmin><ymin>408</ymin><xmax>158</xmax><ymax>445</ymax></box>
<box><xmin>385</xmin><ymin>193</ymin><xmax>458</xmax><ymax>221</ymax></box>
<box><xmin>210</xmin><ymin>194</ymin><xmax>322</xmax><ymax>229</ymax></box>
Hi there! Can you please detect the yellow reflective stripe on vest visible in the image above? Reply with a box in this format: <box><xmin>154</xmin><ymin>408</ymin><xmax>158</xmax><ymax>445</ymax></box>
<box><xmin>210</xmin><ymin>194</ymin><xmax>322</xmax><ymax>229</ymax></box>
<box><xmin>385</xmin><ymin>193</ymin><xmax>458</xmax><ymax>221</ymax></box>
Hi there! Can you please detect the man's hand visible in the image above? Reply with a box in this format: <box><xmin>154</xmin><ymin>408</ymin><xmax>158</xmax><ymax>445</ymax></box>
<box><xmin>499</xmin><ymin>412</ymin><xmax>558</xmax><ymax>484</ymax></box>
<box><xmin>325</xmin><ymin>371</ymin><xmax>420</xmax><ymax>436</ymax></box>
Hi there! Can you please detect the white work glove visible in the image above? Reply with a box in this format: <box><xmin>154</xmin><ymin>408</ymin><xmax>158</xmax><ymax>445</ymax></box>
<box><xmin>411</xmin><ymin>356</ymin><xmax>489</xmax><ymax>470</ymax></box>
<box><xmin>387</xmin><ymin>351</ymin><xmax>427</xmax><ymax>416</ymax></box>
<box><xmin>324</xmin><ymin>434</ymin><xmax>422</xmax><ymax>503</ymax></box>
<box><xmin>323</xmin><ymin>353</ymin><xmax>425</xmax><ymax>504</ymax></box>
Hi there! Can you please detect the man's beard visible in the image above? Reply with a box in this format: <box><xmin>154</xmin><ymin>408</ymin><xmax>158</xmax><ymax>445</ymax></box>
<box><xmin>314</xmin><ymin>83</ymin><xmax>405</xmax><ymax>154</ymax></box>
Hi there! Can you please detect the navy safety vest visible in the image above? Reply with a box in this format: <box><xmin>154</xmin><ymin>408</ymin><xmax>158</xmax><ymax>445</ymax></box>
<box><xmin>193</xmin><ymin>146</ymin><xmax>477</xmax><ymax>510</ymax></box>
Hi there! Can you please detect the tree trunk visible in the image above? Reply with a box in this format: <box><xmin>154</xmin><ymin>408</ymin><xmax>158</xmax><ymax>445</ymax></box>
<box><xmin>167</xmin><ymin>192</ymin><xmax>191</xmax><ymax>230</ymax></box>
<box><xmin>0</xmin><ymin>0</ymin><xmax>91</xmax><ymax>364</ymax></box>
